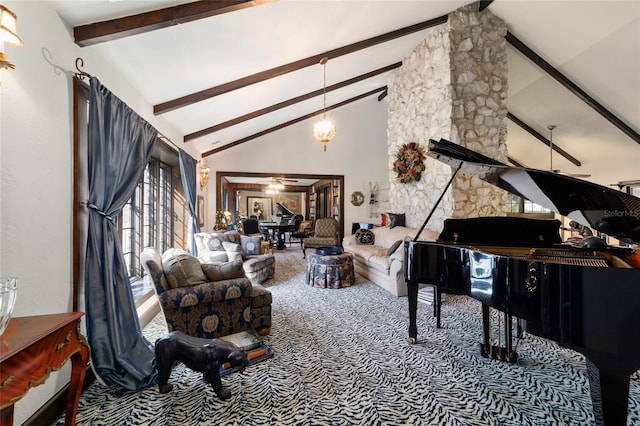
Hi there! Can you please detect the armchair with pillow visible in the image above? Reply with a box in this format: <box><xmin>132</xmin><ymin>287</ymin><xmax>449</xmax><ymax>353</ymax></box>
<box><xmin>302</xmin><ymin>217</ymin><xmax>340</xmax><ymax>258</ymax></box>
<box><xmin>141</xmin><ymin>248</ymin><xmax>272</xmax><ymax>338</ymax></box>
<box><xmin>194</xmin><ymin>230</ymin><xmax>275</xmax><ymax>284</ymax></box>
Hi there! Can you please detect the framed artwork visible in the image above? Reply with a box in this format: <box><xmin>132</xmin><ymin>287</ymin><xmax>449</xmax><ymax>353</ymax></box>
<box><xmin>197</xmin><ymin>195</ymin><xmax>205</xmax><ymax>227</ymax></box>
<box><xmin>247</xmin><ymin>197</ymin><xmax>272</xmax><ymax>221</ymax></box>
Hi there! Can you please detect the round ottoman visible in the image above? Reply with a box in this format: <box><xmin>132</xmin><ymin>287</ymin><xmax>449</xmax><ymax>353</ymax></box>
<box><xmin>306</xmin><ymin>252</ymin><xmax>355</xmax><ymax>289</ymax></box>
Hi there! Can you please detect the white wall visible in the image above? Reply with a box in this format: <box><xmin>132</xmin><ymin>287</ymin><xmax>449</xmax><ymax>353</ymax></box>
<box><xmin>205</xmin><ymin>98</ymin><xmax>390</xmax><ymax>235</ymax></box>
<box><xmin>0</xmin><ymin>2</ymin><xmax>193</xmax><ymax>424</ymax></box>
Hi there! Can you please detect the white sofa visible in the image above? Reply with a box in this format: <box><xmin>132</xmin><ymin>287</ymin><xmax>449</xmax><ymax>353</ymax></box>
<box><xmin>342</xmin><ymin>226</ymin><xmax>439</xmax><ymax>297</ymax></box>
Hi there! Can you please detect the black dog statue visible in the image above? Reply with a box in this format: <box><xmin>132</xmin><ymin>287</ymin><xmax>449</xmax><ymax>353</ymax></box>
<box><xmin>155</xmin><ymin>331</ymin><xmax>248</xmax><ymax>400</ymax></box>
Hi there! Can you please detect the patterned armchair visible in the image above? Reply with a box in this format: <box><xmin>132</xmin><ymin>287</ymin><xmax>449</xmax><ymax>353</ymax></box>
<box><xmin>194</xmin><ymin>231</ymin><xmax>275</xmax><ymax>285</ymax></box>
<box><xmin>302</xmin><ymin>218</ymin><xmax>340</xmax><ymax>258</ymax></box>
<box><xmin>141</xmin><ymin>248</ymin><xmax>272</xmax><ymax>338</ymax></box>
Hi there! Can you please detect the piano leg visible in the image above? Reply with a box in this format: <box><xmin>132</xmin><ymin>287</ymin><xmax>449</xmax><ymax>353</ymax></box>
<box><xmin>434</xmin><ymin>286</ymin><xmax>442</xmax><ymax>328</ymax></box>
<box><xmin>407</xmin><ymin>280</ymin><xmax>419</xmax><ymax>344</ymax></box>
<box><xmin>586</xmin><ymin>359</ymin><xmax>630</xmax><ymax>426</ymax></box>
<box><xmin>481</xmin><ymin>304</ymin><xmax>492</xmax><ymax>358</ymax></box>
<box><xmin>479</xmin><ymin>304</ymin><xmax>518</xmax><ymax>363</ymax></box>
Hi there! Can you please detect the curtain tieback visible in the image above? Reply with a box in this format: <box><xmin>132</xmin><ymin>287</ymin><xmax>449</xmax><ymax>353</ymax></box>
<box><xmin>84</xmin><ymin>202</ymin><xmax>115</xmax><ymax>223</ymax></box>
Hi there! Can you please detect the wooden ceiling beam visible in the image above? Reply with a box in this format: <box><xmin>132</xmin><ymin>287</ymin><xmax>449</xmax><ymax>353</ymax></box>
<box><xmin>74</xmin><ymin>0</ymin><xmax>273</xmax><ymax>47</ymax></box>
<box><xmin>507</xmin><ymin>112</ymin><xmax>582</xmax><ymax>167</ymax></box>
<box><xmin>155</xmin><ymin>15</ymin><xmax>447</xmax><ymax>115</ymax></box>
<box><xmin>185</xmin><ymin>62</ymin><xmax>402</xmax><ymax>142</ymax></box>
<box><xmin>202</xmin><ymin>87</ymin><xmax>386</xmax><ymax>157</ymax></box>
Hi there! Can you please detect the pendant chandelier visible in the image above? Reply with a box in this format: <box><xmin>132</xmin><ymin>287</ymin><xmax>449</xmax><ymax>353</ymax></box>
<box><xmin>313</xmin><ymin>56</ymin><xmax>336</xmax><ymax>151</ymax></box>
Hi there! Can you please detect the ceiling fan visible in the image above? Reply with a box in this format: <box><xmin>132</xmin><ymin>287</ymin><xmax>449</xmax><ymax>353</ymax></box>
<box><xmin>261</xmin><ymin>177</ymin><xmax>299</xmax><ymax>194</ymax></box>
<box><xmin>547</xmin><ymin>125</ymin><xmax>591</xmax><ymax>178</ymax></box>
<box><xmin>259</xmin><ymin>177</ymin><xmax>299</xmax><ymax>185</ymax></box>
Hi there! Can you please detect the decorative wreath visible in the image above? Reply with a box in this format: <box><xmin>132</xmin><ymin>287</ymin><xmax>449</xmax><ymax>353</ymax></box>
<box><xmin>392</xmin><ymin>142</ymin><xmax>426</xmax><ymax>184</ymax></box>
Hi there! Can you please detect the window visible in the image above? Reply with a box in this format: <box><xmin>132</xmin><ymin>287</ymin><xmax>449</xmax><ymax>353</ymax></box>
<box><xmin>506</xmin><ymin>194</ymin><xmax>552</xmax><ymax>216</ymax></box>
<box><xmin>120</xmin><ymin>144</ymin><xmax>187</xmax><ymax>303</ymax></box>
<box><xmin>120</xmin><ymin>158</ymin><xmax>174</xmax><ymax>280</ymax></box>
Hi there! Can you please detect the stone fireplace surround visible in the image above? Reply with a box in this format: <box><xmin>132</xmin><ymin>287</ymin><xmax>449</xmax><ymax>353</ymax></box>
<box><xmin>386</xmin><ymin>3</ymin><xmax>509</xmax><ymax>233</ymax></box>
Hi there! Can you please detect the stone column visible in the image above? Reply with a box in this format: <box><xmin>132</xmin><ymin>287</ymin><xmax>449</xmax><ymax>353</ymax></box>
<box><xmin>387</xmin><ymin>3</ymin><xmax>508</xmax><ymax>231</ymax></box>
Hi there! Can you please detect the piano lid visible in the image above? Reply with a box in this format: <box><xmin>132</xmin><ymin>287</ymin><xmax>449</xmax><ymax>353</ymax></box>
<box><xmin>277</xmin><ymin>202</ymin><xmax>295</xmax><ymax>216</ymax></box>
<box><xmin>427</xmin><ymin>138</ymin><xmax>640</xmax><ymax>244</ymax></box>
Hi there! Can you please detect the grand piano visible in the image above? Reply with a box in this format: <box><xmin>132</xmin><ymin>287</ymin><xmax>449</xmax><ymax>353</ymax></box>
<box><xmin>405</xmin><ymin>138</ymin><xmax>640</xmax><ymax>426</ymax></box>
<box><xmin>276</xmin><ymin>202</ymin><xmax>296</xmax><ymax>224</ymax></box>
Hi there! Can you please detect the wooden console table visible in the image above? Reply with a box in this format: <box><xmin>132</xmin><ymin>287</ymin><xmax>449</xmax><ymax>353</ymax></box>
<box><xmin>0</xmin><ymin>312</ymin><xmax>89</xmax><ymax>426</ymax></box>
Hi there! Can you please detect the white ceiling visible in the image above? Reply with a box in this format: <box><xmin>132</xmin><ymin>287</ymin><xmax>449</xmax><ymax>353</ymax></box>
<box><xmin>48</xmin><ymin>0</ymin><xmax>640</xmax><ymax>186</ymax></box>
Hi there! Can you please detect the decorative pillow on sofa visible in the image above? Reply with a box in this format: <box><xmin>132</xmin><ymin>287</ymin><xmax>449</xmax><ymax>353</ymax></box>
<box><xmin>203</xmin><ymin>230</ymin><xmax>242</xmax><ymax>251</ymax></box>
<box><xmin>226</xmin><ymin>231</ymin><xmax>242</xmax><ymax>244</ymax></box>
<box><xmin>355</xmin><ymin>228</ymin><xmax>375</xmax><ymax>245</ymax></box>
<box><xmin>380</xmin><ymin>213</ymin><xmax>390</xmax><ymax>227</ymax></box>
<box><xmin>388</xmin><ymin>213</ymin><xmax>406</xmax><ymax>229</ymax></box>
<box><xmin>241</xmin><ymin>235</ymin><xmax>263</xmax><ymax>255</ymax></box>
<box><xmin>204</xmin><ymin>232</ymin><xmax>230</xmax><ymax>251</ymax></box>
<box><xmin>387</xmin><ymin>239</ymin><xmax>403</xmax><ymax>256</ymax></box>
<box><xmin>201</xmin><ymin>258</ymin><xmax>244</xmax><ymax>282</ymax></box>
<box><xmin>162</xmin><ymin>249</ymin><xmax>207</xmax><ymax>289</ymax></box>
<box><xmin>222</xmin><ymin>241</ymin><xmax>245</xmax><ymax>262</ymax></box>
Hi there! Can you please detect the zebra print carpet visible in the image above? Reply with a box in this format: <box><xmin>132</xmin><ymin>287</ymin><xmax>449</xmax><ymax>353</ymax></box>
<box><xmin>56</xmin><ymin>248</ymin><xmax>640</xmax><ymax>425</ymax></box>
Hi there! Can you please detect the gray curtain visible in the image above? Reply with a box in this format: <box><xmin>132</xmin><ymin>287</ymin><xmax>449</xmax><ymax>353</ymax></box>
<box><xmin>179</xmin><ymin>149</ymin><xmax>200</xmax><ymax>255</ymax></box>
<box><xmin>85</xmin><ymin>77</ymin><xmax>158</xmax><ymax>390</ymax></box>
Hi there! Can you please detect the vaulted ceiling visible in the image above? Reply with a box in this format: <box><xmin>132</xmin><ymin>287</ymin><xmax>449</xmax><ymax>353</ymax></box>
<box><xmin>50</xmin><ymin>0</ymin><xmax>639</xmax><ymax>186</ymax></box>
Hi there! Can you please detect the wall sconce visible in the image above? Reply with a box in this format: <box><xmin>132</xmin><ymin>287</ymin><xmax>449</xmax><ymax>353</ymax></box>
<box><xmin>199</xmin><ymin>163</ymin><xmax>210</xmax><ymax>191</ymax></box>
<box><xmin>0</xmin><ymin>5</ymin><xmax>23</xmax><ymax>79</ymax></box>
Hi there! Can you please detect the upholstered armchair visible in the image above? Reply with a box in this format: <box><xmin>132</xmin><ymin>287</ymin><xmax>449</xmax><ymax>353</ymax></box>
<box><xmin>141</xmin><ymin>248</ymin><xmax>272</xmax><ymax>338</ymax></box>
<box><xmin>302</xmin><ymin>218</ymin><xmax>340</xmax><ymax>258</ymax></box>
<box><xmin>194</xmin><ymin>230</ymin><xmax>275</xmax><ymax>284</ymax></box>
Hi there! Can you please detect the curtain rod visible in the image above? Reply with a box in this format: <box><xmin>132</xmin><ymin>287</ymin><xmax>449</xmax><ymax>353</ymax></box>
<box><xmin>74</xmin><ymin>57</ymin><xmax>198</xmax><ymax>160</ymax></box>
<box><xmin>157</xmin><ymin>133</ymin><xmax>182</xmax><ymax>152</ymax></box>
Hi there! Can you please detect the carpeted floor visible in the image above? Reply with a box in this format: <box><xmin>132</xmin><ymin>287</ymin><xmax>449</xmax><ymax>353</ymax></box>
<box><xmin>55</xmin><ymin>247</ymin><xmax>639</xmax><ymax>425</ymax></box>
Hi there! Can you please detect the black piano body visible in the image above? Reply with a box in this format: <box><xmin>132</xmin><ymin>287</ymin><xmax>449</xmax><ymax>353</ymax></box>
<box><xmin>405</xmin><ymin>138</ymin><xmax>640</xmax><ymax>426</ymax></box>
<box><xmin>276</xmin><ymin>202</ymin><xmax>295</xmax><ymax>224</ymax></box>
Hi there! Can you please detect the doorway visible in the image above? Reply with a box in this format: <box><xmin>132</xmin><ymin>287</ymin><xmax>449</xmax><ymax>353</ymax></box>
<box><xmin>215</xmin><ymin>171</ymin><xmax>345</xmax><ymax>240</ymax></box>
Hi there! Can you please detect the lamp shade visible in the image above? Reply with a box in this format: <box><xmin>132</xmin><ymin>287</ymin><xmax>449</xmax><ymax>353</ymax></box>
<box><xmin>0</xmin><ymin>6</ymin><xmax>23</xmax><ymax>47</ymax></box>
<box><xmin>313</xmin><ymin>118</ymin><xmax>336</xmax><ymax>143</ymax></box>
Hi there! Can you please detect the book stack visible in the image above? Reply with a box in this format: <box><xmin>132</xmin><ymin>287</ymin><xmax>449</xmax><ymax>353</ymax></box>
<box><xmin>417</xmin><ymin>285</ymin><xmax>434</xmax><ymax>305</ymax></box>
<box><xmin>220</xmin><ymin>328</ymin><xmax>263</xmax><ymax>351</ymax></box>
<box><xmin>219</xmin><ymin>329</ymin><xmax>274</xmax><ymax>375</ymax></box>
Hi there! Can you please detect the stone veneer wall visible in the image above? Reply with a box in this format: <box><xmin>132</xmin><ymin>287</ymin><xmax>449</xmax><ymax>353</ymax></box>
<box><xmin>386</xmin><ymin>4</ymin><xmax>509</xmax><ymax>231</ymax></box>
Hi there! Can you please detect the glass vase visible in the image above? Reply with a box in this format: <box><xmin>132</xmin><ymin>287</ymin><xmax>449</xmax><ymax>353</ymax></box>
<box><xmin>0</xmin><ymin>277</ymin><xmax>17</xmax><ymax>336</ymax></box>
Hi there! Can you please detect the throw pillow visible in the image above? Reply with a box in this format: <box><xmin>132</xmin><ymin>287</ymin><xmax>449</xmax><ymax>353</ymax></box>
<box><xmin>380</xmin><ymin>213</ymin><xmax>390</xmax><ymax>227</ymax></box>
<box><xmin>162</xmin><ymin>250</ymin><xmax>207</xmax><ymax>289</ymax></box>
<box><xmin>225</xmin><ymin>230</ymin><xmax>242</xmax><ymax>244</ymax></box>
<box><xmin>355</xmin><ymin>228</ymin><xmax>375</xmax><ymax>245</ymax></box>
<box><xmin>388</xmin><ymin>213</ymin><xmax>405</xmax><ymax>229</ymax></box>
<box><xmin>241</xmin><ymin>234</ymin><xmax>263</xmax><ymax>255</ymax></box>
<box><xmin>222</xmin><ymin>241</ymin><xmax>245</xmax><ymax>262</ymax></box>
<box><xmin>387</xmin><ymin>239</ymin><xmax>403</xmax><ymax>256</ymax></box>
<box><xmin>202</xmin><ymin>258</ymin><xmax>244</xmax><ymax>282</ymax></box>
<box><xmin>204</xmin><ymin>232</ymin><xmax>230</xmax><ymax>251</ymax></box>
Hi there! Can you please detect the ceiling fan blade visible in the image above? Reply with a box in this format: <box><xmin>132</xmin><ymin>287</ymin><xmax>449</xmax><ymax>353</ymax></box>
<box><xmin>551</xmin><ymin>169</ymin><xmax>591</xmax><ymax>178</ymax></box>
<box><xmin>547</xmin><ymin>127</ymin><xmax>591</xmax><ymax>178</ymax></box>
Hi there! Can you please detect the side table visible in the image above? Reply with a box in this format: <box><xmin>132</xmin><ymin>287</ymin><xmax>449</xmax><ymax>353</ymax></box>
<box><xmin>307</xmin><ymin>252</ymin><xmax>355</xmax><ymax>289</ymax></box>
<box><xmin>0</xmin><ymin>312</ymin><xmax>90</xmax><ymax>426</ymax></box>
